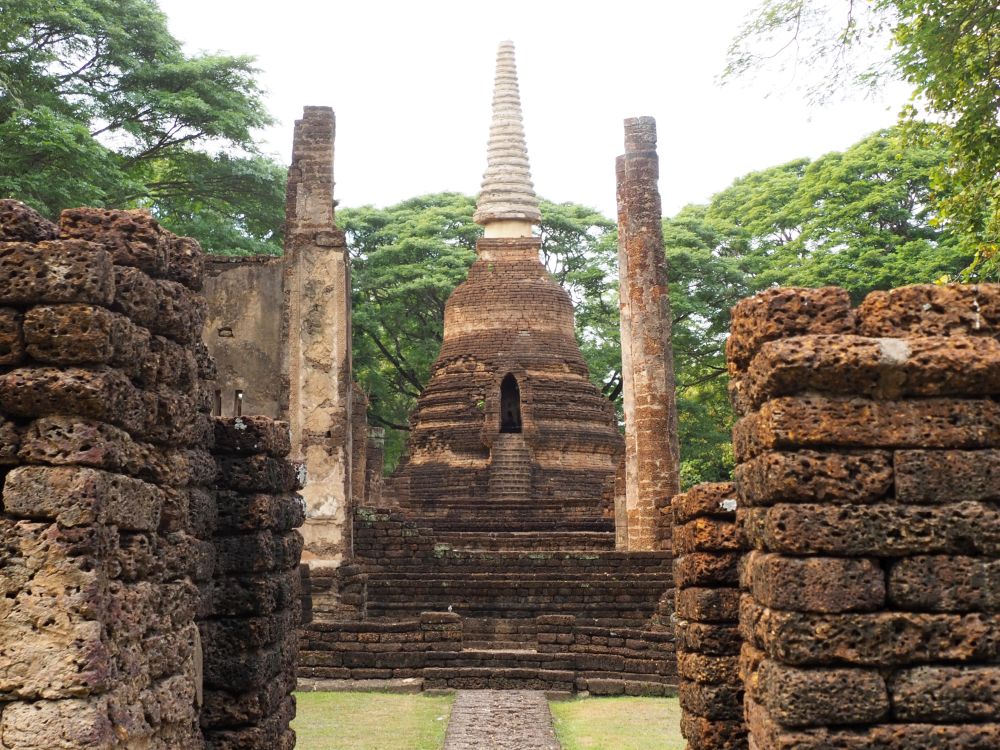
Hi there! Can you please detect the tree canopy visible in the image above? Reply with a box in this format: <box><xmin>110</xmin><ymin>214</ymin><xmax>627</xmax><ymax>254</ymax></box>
<box><xmin>663</xmin><ymin>125</ymin><xmax>971</xmax><ymax>484</ymax></box>
<box><xmin>0</xmin><ymin>0</ymin><xmax>285</xmax><ymax>254</ymax></box>
<box><xmin>726</xmin><ymin>0</ymin><xmax>1000</xmax><ymax>277</ymax></box>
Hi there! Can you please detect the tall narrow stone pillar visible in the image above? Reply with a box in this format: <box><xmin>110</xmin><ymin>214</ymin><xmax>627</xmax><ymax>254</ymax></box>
<box><xmin>615</xmin><ymin>116</ymin><xmax>680</xmax><ymax>551</ymax></box>
<box><xmin>282</xmin><ymin>106</ymin><xmax>353</xmax><ymax>569</ymax></box>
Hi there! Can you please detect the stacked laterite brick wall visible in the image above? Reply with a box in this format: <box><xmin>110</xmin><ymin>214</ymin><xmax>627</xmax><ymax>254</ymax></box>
<box><xmin>203</xmin><ymin>416</ymin><xmax>305</xmax><ymax>750</ymax></box>
<box><xmin>0</xmin><ymin>200</ymin><xmax>304</xmax><ymax>749</ymax></box>
<box><xmin>350</xmin><ymin>507</ymin><xmax>672</xmax><ymax>624</ymax></box>
<box><xmin>298</xmin><ymin>613</ymin><xmax>462</xmax><ymax>685</ymax></box>
<box><xmin>300</xmin><ymin>609</ymin><xmax>678</xmax><ymax>694</ymax></box>
<box><xmin>673</xmin><ymin>483</ymin><xmax>745</xmax><ymax>750</ymax></box>
<box><xmin>729</xmin><ymin>285</ymin><xmax>1000</xmax><ymax>749</ymax></box>
<box><xmin>299</xmin><ymin>504</ymin><xmax>678</xmax><ymax>693</ymax></box>
<box><xmin>534</xmin><ymin>615</ymin><xmax>677</xmax><ymax>695</ymax></box>
<box><xmin>0</xmin><ymin>201</ymin><xmax>210</xmax><ymax>747</ymax></box>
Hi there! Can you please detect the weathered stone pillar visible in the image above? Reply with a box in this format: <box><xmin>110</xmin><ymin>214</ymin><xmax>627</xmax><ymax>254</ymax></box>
<box><xmin>615</xmin><ymin>116</ymin><xmax>680</xmax><ymax>551</ymax></box>
<box><xmin>282</xmin><ymin>106</ymin><xmax>353</xmax><ymax>569</ymax></box>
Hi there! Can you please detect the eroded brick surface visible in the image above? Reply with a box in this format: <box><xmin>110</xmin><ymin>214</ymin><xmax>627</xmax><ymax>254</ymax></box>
<box><xmin>59</xmin><ymin>207</ymin><xmax>169</xmax><ymax>276</ymax></box>
<box><xmin>858</xmin><ymin>284</ymin><xmax>1000</xmax><ymax>338</ymax></box>
<box><xmin>734</xmin><ymin>395</ymin><xmax>1000</xmax><ymax>461</ymax></box>
<box><xmin>201</xmin><ymin>416</ymin><xmax>303</xmax><ymax>748</ymax></box>
<box><xmin>734</xmin><ymin>450</ymin><xmax>892</xmax><ymax>506</ymax></box>
<box><xmin>0</xmin><ymin>199</ymin><xmax>58</xmax><ymax>242</ymax></box>
<box><xmin>726</xmin><ymin>287</ymin><xmax>855</xmax><ymax>371</ymax></box>
<box><xmin>0</xmin><ymin>305</ymin><xmax>24</xmax><ymax>365</ymax></box>
<box><xmin>894</xmin><ymin>449</ymin><xmax>1000</xmax><ymax>503</ymax></box>
<box><xmin>0</xmin><ymin>213</ymin><xmax>303</xmax><ymax>749</ymax></box>
<box><xmin>0</xmin><ymin>240</ymin><xmax>114</xmax><ymax>306</ymax></box>
<box><xmin>728</xmin><ymin>284</ymin><xmax>1000</xmax><ymax>750</ymax></box>
<box><xmin>745</xmin><ymin>334</ymin><xmax>1000</xmax><ymax>407</ymax></box>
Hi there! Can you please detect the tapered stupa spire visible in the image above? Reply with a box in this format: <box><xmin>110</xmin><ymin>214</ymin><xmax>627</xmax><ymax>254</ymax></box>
<box><xmin>474</xmin><ymin>40</ymin><xmax>541</xmax><ymax>236</ymax></box>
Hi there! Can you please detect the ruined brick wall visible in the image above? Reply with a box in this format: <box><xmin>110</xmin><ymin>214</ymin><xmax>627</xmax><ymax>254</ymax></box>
<box><xmin>201</xmin><ymin>256</ymin><xmax>285</xmax><ymax>419</ymax></box>
<box><xmin>730</xmin><ymin>284</ymin><xmax>1000</xmax><ymax>749</ymax></box>
<box><xmin>350</xmin><ymin>383</ymin><xmax>368</xmax><ymax>512</ymax></box>
<box><xmin>534</xmin><ymin>615</ymin><xmax>677</xmax><ymax>695</ymax></box>
<box><xmin>298</xmin><ymin>609</ymin><xmax>677</xmax><ymax>693</ymax></box>
<box><xmin>390</xmin><ymin>237</ymin><xmax>622</xmax><ymax>519</ymax></box>
<box><xmin>350</xmin><ymin>506</ymin><xmax>671</xmax><ymax>624</ymax></box>
<box><xmin>672</xmin><ymin>483</ymin><xmax>745</xmax><ymax>750</ymax></box>
<box><xmin>0</xmin><ymin>201</ymin><xmax>210</xmax><ymax>748</ymax></box>
<box><xmin>200</xmin><ymin>416</ymin><xmax>304</xmax><ymax>750</ymax></box>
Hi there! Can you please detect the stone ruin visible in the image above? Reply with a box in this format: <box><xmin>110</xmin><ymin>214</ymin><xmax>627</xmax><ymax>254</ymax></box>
<box><xmin>203</xmin><ymin>105</ymin><xmax>352</xmax><ymax>583</ymax></box>
<box><xmin>286</xmin><ymin>42</ymin><xmax>684</xmax><ymax>696</ymax></box>
<box><xmin>204</xmin><ymin>41</ymin><xmax>1000</xmax><ymax>739</ymax></box>
<box><xmin>674</xmin><ymin>284</ymin><xmax>1000</xmax><ymax>749</ymax></box>
<box><xmin>2</xmin><ymin>35</ymin><xmax>999</xmax><ymax>750</ymax></box>
<box><xmin>0</xmin><ymin>201</ymin><xmax>304</xmax><ymax>748</ymax></box>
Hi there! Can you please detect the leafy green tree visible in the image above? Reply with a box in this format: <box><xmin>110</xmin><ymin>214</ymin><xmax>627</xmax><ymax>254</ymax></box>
<box><xmin>707</xmin><ymin>126</ymin><xmax>972</xmax><ymax>300</ymax></box>
<box><xmin>726</xmin><ymin>0</ymin><xmax>1000</xmax><ymax>276</ymax></box>
<box><xmin>0</xmin><ymin>0</ymin><xmax>284</xmax><ymax>254</ymax></box>
<box><xmin>664</xmin><ymin>125</ymin><xmax>972</xmax><ymax>486</ymax></box>
<box><xmin>662</xmin><ymin>206</ymin><xmax>750</xmax><ymax>486</ymax></box>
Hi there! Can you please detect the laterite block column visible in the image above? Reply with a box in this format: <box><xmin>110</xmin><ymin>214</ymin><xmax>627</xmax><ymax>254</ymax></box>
<box><xmin>673</xmin><ymin>483</ymin><xmax>746</xmax><ymax>750</ymax></box>
<box><xmin>730</xmin><ymin>284</ymin><xmax>1000</xmax><ymax>749</ymax></box>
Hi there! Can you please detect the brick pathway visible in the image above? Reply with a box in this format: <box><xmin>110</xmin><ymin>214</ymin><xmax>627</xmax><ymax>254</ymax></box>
<box><xmin>443</xmin><ymin>690</ymin><xmax>561</xmax><ymax>750</ymax></box>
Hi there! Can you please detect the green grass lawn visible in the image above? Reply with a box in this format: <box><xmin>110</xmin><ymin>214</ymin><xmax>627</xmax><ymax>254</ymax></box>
<box><xmin>292</xmin><ymin>691</ymin><xmax>683</xmax><ymax>750</ymax></box>
<box><xmin>550</xmin><ymin>696</ymin><xmax>685</xmax><ymax>750</ymax></box>
<box><xmin>292</xmin><ymin>692</ymin><xmax>453</xmax><ymax>750</ymax></box>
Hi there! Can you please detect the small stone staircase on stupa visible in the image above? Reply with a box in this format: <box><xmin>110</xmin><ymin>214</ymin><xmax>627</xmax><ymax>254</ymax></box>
<box><xmin>488</xmin><ymin>432</ymin><xmax>533</xmax><ymax>498</ymax></box>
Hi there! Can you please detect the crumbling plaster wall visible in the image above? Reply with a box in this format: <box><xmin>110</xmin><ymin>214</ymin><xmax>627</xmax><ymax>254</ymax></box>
<box><xmin>201</xmin><ymin>256</ymin><xmax>285</xmax><ymax>419</ymax></box>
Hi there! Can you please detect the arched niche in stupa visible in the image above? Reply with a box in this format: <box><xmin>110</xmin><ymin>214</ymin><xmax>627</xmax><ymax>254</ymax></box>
<box><xmin>499</xmin><ymin>373</ymin><xmax>522</xmax><ymax>433</ymax></box>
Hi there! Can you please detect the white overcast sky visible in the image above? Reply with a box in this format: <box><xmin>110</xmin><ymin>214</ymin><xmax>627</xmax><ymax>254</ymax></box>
<box><xmin>157</xmin><ymin>0</ymin><xmax>910</xmax><ymax>218</ymax></box>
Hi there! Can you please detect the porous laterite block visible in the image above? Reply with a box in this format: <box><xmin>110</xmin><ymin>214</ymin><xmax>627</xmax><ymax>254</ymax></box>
<box><xmin>0</xmin><ymin>240</ymin><xmax>114</xmax><ymax>306</ymax></box>
<box><xmin>59</xmin><ymin>207</ymin><xmax>169</xmax><ymax>276</ymax></box>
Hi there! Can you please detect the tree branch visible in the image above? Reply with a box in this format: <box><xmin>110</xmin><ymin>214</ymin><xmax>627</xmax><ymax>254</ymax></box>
<box><xmin>362</xmin><ymin>327</ymin><xmax>425</xmax><ymax>394</ymax></box>
<box><xmin>370</xmin><ymin>413</ymin><xmax>411</xmax><ymax>431</ymax></box>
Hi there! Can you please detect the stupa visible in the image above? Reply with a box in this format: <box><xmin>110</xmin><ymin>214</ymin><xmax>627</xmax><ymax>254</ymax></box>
<box><xmin>390</xmin><ymin>41</ymin><xmax>623</xmax><ymax>528</ymax></box>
